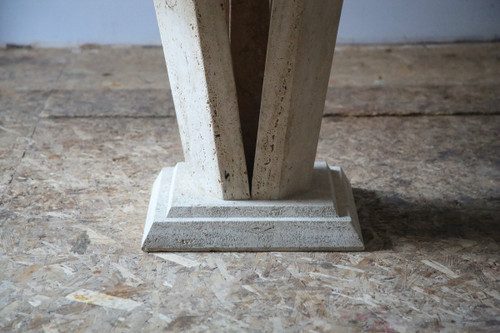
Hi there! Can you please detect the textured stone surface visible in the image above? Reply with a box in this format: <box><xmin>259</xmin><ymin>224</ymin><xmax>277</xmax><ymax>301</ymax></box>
<box><xmin>154</xmin><ymin>0</ymin><xmax>250</xmax><ymax>200</ymax></box>
<box><xmin>142</xmin><ymin>162</ymin><xmax>363</xmax><ymax>251</ymax></box>
<box><xmin>252</xmin><ymin>0</ymin><xmax>343</xmax><ymax>199</ymax></box>
<box><xmin>1</xmin><ymin>45</ymin><xmax>499</xmax><ymax>332</ymax></box>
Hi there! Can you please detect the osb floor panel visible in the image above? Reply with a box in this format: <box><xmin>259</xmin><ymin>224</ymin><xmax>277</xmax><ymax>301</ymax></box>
<box><xmin>0</xmin><ymin>44</ymin><xmax>499</xmax><ymax>332</ymax></box>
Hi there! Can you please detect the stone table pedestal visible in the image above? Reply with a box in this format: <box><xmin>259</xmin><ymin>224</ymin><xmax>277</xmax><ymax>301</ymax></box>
<box><xmin>142</xmin><ymin>0</ymin><xmax>364</xmax><ymax>251</ymax></box>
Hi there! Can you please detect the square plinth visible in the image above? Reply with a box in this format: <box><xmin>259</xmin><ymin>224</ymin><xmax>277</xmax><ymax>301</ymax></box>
<box><xmin>142</xmin><ymin>162</ymin><xmax>364</xmax><ymax>251</ymax></box>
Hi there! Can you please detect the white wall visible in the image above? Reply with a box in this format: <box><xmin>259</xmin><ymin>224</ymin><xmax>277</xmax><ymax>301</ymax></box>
<box><xmin>1</xmin><ymin>0</ymin><xmax>499</xmax><ymax>47</ymax></box>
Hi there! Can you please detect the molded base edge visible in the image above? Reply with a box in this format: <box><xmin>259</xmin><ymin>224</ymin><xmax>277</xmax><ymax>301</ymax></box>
<box><xmin>142</xmin><ymin>162</ymin><xmax>364</xmax><ymax>252</ymax></box>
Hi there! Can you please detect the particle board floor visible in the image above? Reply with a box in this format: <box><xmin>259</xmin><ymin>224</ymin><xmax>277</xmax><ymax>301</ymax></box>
<box><xmin>0</xmin><ymin>43</ymin><xmax>499</xmax><ymax>332</ymax></box>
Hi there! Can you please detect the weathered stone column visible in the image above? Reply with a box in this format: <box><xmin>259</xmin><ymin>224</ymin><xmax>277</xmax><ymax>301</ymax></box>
<box><xmin>154</xmin><ymin>0</ymin><xmax>250</xmax><ymax>200</ymax></box>
<box><xmin>142</xmin><ymin>0</ymin><xmax>364</xmax><ymax>251</ymax></box>
<box><xmin>253</xmin><ymin>0</ymin><xmax>343</xmax><ymax>199</ymax></box>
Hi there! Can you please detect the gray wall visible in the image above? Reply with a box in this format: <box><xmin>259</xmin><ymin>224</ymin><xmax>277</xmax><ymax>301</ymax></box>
<box><xmin>1</xmin><ymin>0</ymin><xmax>499</xmax><ymax>47</ymax></box>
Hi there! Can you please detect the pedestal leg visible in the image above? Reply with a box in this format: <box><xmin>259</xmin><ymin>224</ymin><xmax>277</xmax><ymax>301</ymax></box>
<box><xmin>252</xmin><ymin>0</ymin><xmax>343</xmax><ymax>199</ymax></box>
<box><xmin>154</xmin><ymin>0</ymin><xmax>250</xmax><ymax>200</ymax></box>
<box><xmin>143</xmin><ymin>0</ymin><xmax>363</xmax><ymax>252</ymax></box>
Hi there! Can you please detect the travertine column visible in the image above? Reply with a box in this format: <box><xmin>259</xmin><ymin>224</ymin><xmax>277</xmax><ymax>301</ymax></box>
<box><xmin>252</xmin><ymin>0</ymin><xmax>343</xmax><ymax>199</ymax></box>
<box><xmin>143</xmin><ymin>0</ymin><xmax>363</xmax><ymax>252</ymax></box>
<box><xmin>154</xmin><ymin>0</ymin><xmax>250</xmax><ymax>199</ymax></box>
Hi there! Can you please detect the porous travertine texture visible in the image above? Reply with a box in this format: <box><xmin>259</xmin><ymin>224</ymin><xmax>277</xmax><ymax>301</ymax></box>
<box><xmin>154</xmin><ymin>0</ymin><xmax>250</xmax><ymax>199</ymax></box>
<box><xmin>142</xmin><ymin>162</ymin><xmax>363</xmax><ymax>251</ymax></box>
<box><xmin>252</xmin><ymin>0</ymin><xmax>343</xmax><ymax>199</ymax></box>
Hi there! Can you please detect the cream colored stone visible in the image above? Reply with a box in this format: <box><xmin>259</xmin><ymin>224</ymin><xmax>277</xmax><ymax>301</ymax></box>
<box><xmin>154</xmin><ymin>0</ymin><xmax>250</xmax><ymax>199</ymax></box>
<box><xmin>142</xmin><ymin>162</ymin><xmax>363</xmax><ymax>251</ymax></box>
<box><xmin>252</xmin><ymin>0</ymin><xmax>343</xmax><ymax>199</ymax></box>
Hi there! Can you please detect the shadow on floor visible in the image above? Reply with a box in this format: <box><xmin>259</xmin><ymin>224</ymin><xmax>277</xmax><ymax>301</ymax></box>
<box><xmin>353</xmin><ymin>188</ymin><xmax>500</xmax><ymax>251</ymax></box>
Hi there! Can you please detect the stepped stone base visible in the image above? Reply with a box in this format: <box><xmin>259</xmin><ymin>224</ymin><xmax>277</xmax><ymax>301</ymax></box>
<box><xmin>142</xmin><ymin>162</ymin><xmax>364</xmax><ymax>251</ymax></box>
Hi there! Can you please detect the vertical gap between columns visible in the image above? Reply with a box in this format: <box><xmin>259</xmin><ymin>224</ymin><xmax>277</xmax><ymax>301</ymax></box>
<box><xmin>229</xmin><ymin>0</ymin><xmax>271</xmax><ymax>191</ymax></box>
